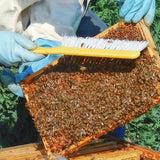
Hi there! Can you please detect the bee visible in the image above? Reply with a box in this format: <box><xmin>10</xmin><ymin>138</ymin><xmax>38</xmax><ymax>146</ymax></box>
<box><xmin>80</xmin><ymin>65</ymin><xmax>87</xmax><ymax>72</ymax></box>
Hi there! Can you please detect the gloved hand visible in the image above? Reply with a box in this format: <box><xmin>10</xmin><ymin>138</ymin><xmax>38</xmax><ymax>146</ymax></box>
<box><xmin>0</xmin><ymin>31</ymin><xmax>45</xmax><ymax>66</ymax></box>
<box><xmin>115</xmin><ymin>0</ymin><xmax>155</xmax><ymax>26</ymax></box>
<box><xmin>16</xmin><ymin>39</ymin><xmax>62</xmax><ymax>82</ymax></box>
<box><xmin>0</xmin><ymin>38</ymin><xmax>62</xmax><ymax>97</ymax></box>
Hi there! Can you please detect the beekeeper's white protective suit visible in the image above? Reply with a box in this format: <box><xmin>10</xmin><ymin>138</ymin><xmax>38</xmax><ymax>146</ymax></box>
<box><xmin>0</xmin><ymin>0</ymin><xmax>89</xmax><ymax>41</ymax></box>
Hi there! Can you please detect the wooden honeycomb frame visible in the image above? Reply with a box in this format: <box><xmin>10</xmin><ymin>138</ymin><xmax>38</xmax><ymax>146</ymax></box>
<box><xmin>20</xmin><ymin>20</ymin><xmax>160</xmax><ymax>156</ymax></box>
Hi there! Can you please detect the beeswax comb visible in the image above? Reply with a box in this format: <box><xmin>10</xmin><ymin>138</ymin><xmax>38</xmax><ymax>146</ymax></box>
<box><xmin>31</xmin><ymin>37</ymin><xmax>149</xmax><ymax>59</ymax></box>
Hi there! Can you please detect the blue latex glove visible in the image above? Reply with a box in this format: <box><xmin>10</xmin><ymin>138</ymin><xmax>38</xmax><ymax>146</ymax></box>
<box><xmin>0</xmin><ymin>31</ymin><xmax>45</xmax><ymax>66</ymax></box>
<box><xmin>16</xmin><ymin>39</ymin><xmax>62</xmax><ymax>82</ymax></box>
<box><xmin>0</xmin><ymin>38</ymin><xmax>62</xmax><ymax>97</ymax></box>
<box><xmin>115</xmin><ymin>0</ymin><xmax>155</xmax><ymax>26</ymax></box>
<box><xmin>0</xmin><ymin>68</ymin><xmax>24</xmax><ymax>97</ymax></box>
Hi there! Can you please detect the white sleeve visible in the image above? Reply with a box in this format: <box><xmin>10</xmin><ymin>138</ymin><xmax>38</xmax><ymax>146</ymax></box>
<box><xmin>0</xmin><ymin>0</ymin><xmax>39</xmax><ymax>33</ymax></box>
<box><xmin>0</xmin><ymin>0</ymin><xmax>90</xmax><ymax>41</ymax></box>
<box><xmin>23</xmin><ymin>0</ymin><xmax>90</xmax><ymax>41</ymax></box>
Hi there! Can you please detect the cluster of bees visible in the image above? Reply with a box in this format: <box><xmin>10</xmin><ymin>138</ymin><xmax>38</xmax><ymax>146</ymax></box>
<box><xmin>21</xmin><ymin>23</ymin><xmax>160</xmax><ymax>153</ymax></box>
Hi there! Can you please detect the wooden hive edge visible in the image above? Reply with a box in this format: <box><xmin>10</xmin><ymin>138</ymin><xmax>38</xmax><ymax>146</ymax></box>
<box><xmin>70</xmin><ymin>150</ymin><xmax>141</xmax><ymax>160</ymax></box>
<box><xmin>0</xmin><ymin>138</ymin><xmax>160</xmax><ymax>159</ymax></box>
<box><xmin>69</xmin><ymin>137</ymin><xmax>160</xmax><ymax>159</ymax></box>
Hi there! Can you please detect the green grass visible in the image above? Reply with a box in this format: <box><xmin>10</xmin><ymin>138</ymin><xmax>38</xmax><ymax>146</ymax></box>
<box><xmin>0</xmin><ymin>0</ymin><xmax>159</xmax><ymax>152</ymax></box>
<box><xmin>125</xmin><ymin>105</ymin><xmax>160</xmax><ymax>152</ymax></box>
<box><xmin>89</xmin><ymin>0</ymin><xmax>121</xmax><ymax>27</ymax></box>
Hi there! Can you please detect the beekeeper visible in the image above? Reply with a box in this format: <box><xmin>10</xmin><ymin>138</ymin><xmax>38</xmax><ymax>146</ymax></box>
<box><xmin>0</xmin><ymin>1</ymin><xmax>156</xmax><ymax>155</ymax></box>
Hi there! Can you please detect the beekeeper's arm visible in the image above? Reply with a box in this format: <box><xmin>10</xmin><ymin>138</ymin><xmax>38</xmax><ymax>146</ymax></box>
<box><xmin>0</xmin><ymin>1</ymin><xmax>45</xmax><ymax>66</ymax></box>
<box><xmin>0</xmin><ymin>0</ymin><xmax>89</xmax><ymax>66</ymax></box>
<box><xmin>0</xmin><ymin>0</ymin><xmax>90</xmax><ymax>97</ymax></box>
<box><xmin>0</xmin><ymin>31</ymin><xmax>45</xmax><ymax>66</ymax></box>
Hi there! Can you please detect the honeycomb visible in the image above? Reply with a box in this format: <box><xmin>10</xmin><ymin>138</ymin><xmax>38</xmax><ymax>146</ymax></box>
<box><xmin>21</xmin><ymin>21</ymin><xmax>160</xmax><ymax>156</ymax></box>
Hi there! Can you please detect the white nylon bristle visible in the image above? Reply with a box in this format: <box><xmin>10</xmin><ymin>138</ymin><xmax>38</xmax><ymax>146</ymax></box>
<box><xmin>62</xmin><ymin>36</ymin><xmax>149</xmax><ymax>52</ymax></box>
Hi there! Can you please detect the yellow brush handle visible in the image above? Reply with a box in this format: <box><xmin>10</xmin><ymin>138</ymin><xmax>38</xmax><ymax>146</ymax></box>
<box><xmin>31</xmin><ymin>46</ymin><xmax>140</xmax><ymax>59</ymax></box>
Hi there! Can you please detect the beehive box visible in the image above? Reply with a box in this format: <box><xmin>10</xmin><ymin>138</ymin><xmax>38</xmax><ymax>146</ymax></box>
<box><xmin>20</xmin><ymin>20</ymin><xmax>160</xmax><ymax>156</ymax></box>
<box><xmin>0</xmin><ymin>136</ymin><xmax>160</xmax><ymax>160</ymax></box>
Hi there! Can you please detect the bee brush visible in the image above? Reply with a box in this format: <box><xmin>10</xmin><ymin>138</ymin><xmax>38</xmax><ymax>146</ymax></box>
<box><xmin>31</xmin><ymin>36</ymin><xmax>149</xmax><ymax>59</ymax></box>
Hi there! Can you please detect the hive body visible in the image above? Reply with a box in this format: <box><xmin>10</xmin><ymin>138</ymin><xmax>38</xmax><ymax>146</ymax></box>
<box><xmin>21</xmin><ymin>20</ymin><xmax>160</xmax><ymax>155</ymax></box>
